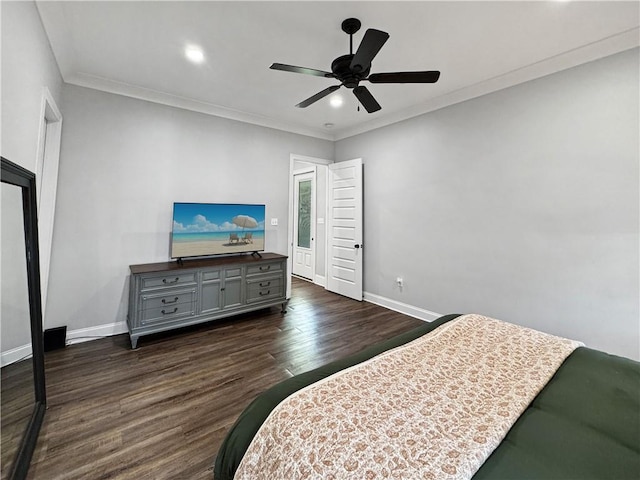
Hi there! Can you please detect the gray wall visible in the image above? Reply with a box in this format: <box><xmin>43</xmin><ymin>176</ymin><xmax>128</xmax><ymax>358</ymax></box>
<box><xmin>336</xmin><ymin>49</ymin><xmax>639</xmax><ymax>360</ymax></box>
<box><xmin>1</xmin><ymin>0</ymin><xmax>63</xmax><ymax>354</ymax></box>
<box><xmin>4</xmin><ymin>1</ymin><xmax>637</xmax><ymax>363</ymax></box>
<box><xmin>1</xmin><ymin>1</ymin><xmax>63</xmax><ymax>170</ymax></box>
<box><xmin>44</xmin><ymin>85</ymin><xmax>333</xmax><ymax>333</ymax></box>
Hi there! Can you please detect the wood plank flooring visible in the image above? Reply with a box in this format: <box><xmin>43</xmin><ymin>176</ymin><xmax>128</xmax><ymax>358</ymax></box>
<box><xmin>25</xmin><ymin>278</ymin><xmax>424</xmax><ymax>479</ymax></box>
<box><xmin>1</xmin><ymin>358</ymin><xmax>36</xmax><ymax>479</ymax></box>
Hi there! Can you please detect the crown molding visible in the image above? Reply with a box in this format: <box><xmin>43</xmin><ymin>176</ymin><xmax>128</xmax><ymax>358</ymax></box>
<box><xmin>65</xmin><ymin>72</ymin><xmax>336</xmax><ymax>141</ymax></box>
<box><xmin>62</xmin><ymin>27</ymin><xmax>638</xmax><ymax>143</ymax></box>
<box><xmin>334</xmin><ymin>28</ymin><xmax>640</xmax><ymax>141</ymax></box>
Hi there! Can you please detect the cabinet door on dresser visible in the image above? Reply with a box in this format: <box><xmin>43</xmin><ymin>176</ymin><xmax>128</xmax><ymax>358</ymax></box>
<box><xmin>200</xmin><ymin>266</ymin><xmax>244</xmax><ymax>313</ymax></box>
<box><xmin>200</xmin><ymin>268</ymin><xmax>222</xmax><ymax>314</ymax></box>
<box><xmin>221</xmin><ymin>267</ymin><xmax>243</xmax><ymax>310</ymax></box>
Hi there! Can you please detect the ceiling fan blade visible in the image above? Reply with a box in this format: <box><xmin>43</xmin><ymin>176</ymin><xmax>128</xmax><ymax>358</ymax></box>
<box><xmin>350</xmin><ymin>29</ymin><xmax>389</xmax><ymax>73</ymax></box>
<box><xmin>296</xmin><ymin>85</ymin><xmax>341</xmax><ymax>108</ymax></box>
<box><xmin>367</xmin><ymin>71</ymin><xmax>441</xmax><ymax>83</ymax></box>
<box><xmin>353</xmin><ymin>85</ymin><xmax>381</xmax><ymax>113</ymax></box>
<box><xmin>270</xmin><ymin>63</ymin><xmax>334</xmax><ymax>78</ymax></box>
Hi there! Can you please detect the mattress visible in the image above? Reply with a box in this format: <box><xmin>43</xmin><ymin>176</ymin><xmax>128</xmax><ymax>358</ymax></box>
<box><xmin>214</xmin><ymin>314</ymin><xmax>640</xmax><ymax>479</ymax></box>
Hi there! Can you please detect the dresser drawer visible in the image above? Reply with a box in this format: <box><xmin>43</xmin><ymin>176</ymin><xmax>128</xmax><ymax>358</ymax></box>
<box><xmin>246</xmin><ymin>275</ymin><xmax>282</xmax><ymax>291</ymax></box>
<box><xmin>141</xmin><ymin>272</ymin><xmax>197</xmax><ymax>290</ymax></box>
<box><xmin>246</xmin><ymin>276</ymin><xmax>284</xmax><ymax>303</ymax></box>
<box><xmin>246</xmin><ymin>261</ymin><xmax>283</xmax><ymax>277</ymax></box>
<box><xmin>140</xmin><ymin>302</ymin><xmax>196</xmax><ymax>326</ymax></box>
<box><xmin>141</xmin><ymin>289</ymin><xmax>195</xmax><ymax>310</ymax></box>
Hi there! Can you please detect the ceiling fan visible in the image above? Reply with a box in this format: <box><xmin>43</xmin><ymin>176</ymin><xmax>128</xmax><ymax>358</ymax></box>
<box><xmin>270</xmin><ymin>18</ymin><xmax>440</xmax><ymax>113</ymax></box>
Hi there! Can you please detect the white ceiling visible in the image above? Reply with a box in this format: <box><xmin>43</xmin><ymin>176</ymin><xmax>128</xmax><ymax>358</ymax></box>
<box><xmin>36</xmin><ymin>1</ymin><xmax>640</xmax><ymax>141</ymax></box>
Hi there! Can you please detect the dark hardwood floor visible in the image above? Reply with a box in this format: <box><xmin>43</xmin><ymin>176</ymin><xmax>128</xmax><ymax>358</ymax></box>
<box><xmin>1</xmin><ymin>358</ymin><xmax>35</xmax><ymax>479</ymax></box>
<box><xmin>26</xmin><ymin>278</ymin><xmax>423</xmax><ymax>479</ymax></box>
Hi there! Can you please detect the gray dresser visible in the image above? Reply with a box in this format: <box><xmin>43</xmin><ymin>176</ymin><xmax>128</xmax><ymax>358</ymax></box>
<box><xmin>127</xmin><ymin>253</ymin><xmax>287</xmax><ymax>348</ymax></box>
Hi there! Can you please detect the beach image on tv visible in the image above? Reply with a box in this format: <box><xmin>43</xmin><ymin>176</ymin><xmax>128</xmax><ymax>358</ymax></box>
<box><xmin>171</xmin><ymin>203</ymin><xmax>265</xmax><ymax>258</ymax></box>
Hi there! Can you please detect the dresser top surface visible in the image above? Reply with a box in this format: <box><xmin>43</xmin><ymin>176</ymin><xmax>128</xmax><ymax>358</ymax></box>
<box><xmin>130</xmin><ymin>252</ymin><xmax>287</xmax><ymax>275</ymax></box>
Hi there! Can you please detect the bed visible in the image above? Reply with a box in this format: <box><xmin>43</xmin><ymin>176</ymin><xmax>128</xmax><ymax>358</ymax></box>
<box><xmin>214</xmin><ymin>314</ymin><xmax>640</xmax><ymax>479</ymax></box>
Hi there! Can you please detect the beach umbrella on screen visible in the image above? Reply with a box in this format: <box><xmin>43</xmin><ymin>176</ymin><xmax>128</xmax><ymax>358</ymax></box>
<box><xmin>232</xmin><ymin>215</ymin><xmax>258</xmax><ymax>230</ymax></box>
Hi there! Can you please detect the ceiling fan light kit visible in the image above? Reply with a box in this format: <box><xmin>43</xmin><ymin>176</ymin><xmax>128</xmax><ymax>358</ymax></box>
<box><xmin>270</xmin><ymin>17</ymin><xmax>440</xmax><ymax>114</ymax></box>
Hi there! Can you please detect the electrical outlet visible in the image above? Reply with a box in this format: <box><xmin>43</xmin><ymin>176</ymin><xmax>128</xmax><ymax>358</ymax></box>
<box><xmin>271</xmin><ymin>218</ymin><xmax>278</xmax><ymax>226</ymax></box>
<box><xmin>396</xmin><ymin>277</ymin><xmax>403</xmax><ymax>287</ymax></box>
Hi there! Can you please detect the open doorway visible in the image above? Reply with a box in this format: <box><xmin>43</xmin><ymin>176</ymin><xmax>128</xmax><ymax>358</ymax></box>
<box><xmin>35</xmin><ymin>87</ymin><xmax>63</xmax><ymax>324</ymax></box>
<box><xmin>292</xmin><ymin>167</ymin><xmax>316</xmax><ymax>281</ymax></box>
<box><xmin>287</xmin><ymin>154</ymin><xmax>331</xmax><ymax>298</ymax></box>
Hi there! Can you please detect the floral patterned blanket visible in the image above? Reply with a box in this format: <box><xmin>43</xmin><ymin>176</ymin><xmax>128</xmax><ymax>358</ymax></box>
<box><xmin>234</xmin><ymin>314</ymin><xmax>582</xmax><ymax>480</ymax></box>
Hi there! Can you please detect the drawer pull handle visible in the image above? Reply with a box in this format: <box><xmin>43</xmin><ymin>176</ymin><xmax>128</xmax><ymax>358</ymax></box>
<box><xmin>162</xmin><ymin>297</ymin><xmax>179</xmax><ymax>304</ymax></box>
<box><xmin>161</xmin><ymin>307</ymin><xmax>178</xmax><ymax>315</ymax></box>
<box><xmin>259</xmin><ymin>266</ymin><xmax>271</xmax><ymax>271</ymax></box>
<box><xmin>163</xmin><ymin>277</ymin><xmax>180</xmax><ymax>284</ymax></box>
<box><xmin>259</xmin><ymin>290</ymin><xmax>271</xmax><ymax>296</ymax></box>
<box><xmin>259</xmin><ymin>282</ymin><xmax>271</xmax><ymax>287</ymax></box>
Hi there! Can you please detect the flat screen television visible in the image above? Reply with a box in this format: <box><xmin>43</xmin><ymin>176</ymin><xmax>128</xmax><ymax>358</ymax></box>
<box><xmin>170</xmin><ymin>202</ymin><xmax>265</xmax><ymax>259</ymax></box>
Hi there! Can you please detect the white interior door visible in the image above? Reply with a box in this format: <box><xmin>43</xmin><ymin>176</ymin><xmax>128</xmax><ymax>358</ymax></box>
<box><xmin>326</xmin><ymin>158</ymin><xmax>363</xmax><ymax>301</ymax></box>
<box><xmin>287</xmin><ymin>154</ymin><xmax>332</xmax><ymax>298</ymax></box>
<box><xmin>292</xmin><ymin>169</ymin><xmax>315</xmax><ymax>280</ymax></box>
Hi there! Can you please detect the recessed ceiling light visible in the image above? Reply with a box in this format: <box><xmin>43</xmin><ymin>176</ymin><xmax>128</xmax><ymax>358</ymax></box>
<box><xmin>185</xmin><ymin>45</ymin><xmax>204</xmax><ymax>64</ymax></box>
<box><xmin>324</xmin><ymin>123</ymin><xmax>334</xmax><ymax>129</ymax></box>
<box><xmin>329</xmin><ymin>95</ymin><xmax>343</xmax><ymax>108</ymax></box>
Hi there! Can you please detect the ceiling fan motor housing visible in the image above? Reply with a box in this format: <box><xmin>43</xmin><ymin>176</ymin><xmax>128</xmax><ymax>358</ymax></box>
<box><xmin>270</xmin><ymin>16</ymin><xmax>439</xmax><ymax>112</ymax></box>
<box><xmin>331</xmin><ymin>54</ymin><xmax>370</xmax><ymax>89</ymax></box>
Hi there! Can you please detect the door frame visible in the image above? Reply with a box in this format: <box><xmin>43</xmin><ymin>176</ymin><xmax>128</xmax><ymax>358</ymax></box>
<box><xmin>35</xmin><ymin>87</ymin><xmax>62</xmax><ymax>325</ymax></box>
<box><xmin>292</xmin><ymin>167</ymin><xmax>316</xmax><ymax>281</ymax></box>
<box><xmin>287</xmin><ymin>154</ymin><xmax>332</xmax><ymax>299</ymax></box>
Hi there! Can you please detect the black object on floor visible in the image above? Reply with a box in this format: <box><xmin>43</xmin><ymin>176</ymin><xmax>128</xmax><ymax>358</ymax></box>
<box><xmin>44</xmin><ymin>326</ymin><xmax>67</xmax><ymax>352</ymax></box>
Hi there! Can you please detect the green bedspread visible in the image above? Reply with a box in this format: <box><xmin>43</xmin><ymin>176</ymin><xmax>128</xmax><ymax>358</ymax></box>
<box><xmin>214</xmin><ymin>314</ymin><xmax>640</xmax><ymax>479</ymax></box>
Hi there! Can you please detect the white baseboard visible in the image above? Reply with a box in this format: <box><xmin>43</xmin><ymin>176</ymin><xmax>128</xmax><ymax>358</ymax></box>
<box><xmin>66</xmin><ymin>321</ymin><xmax>128</xmax><ymax>345</ymax></box>
<box><xmin>2</xmin><ymin>295</ymin><xmax>434</xmax><ymax>366</ymax></box>
<box><xmin>1</xmin><ymin>344</ymin><xmax>32</xmax><ymax>367</ymax></box>
<box><xmin>313</xmin><ymin>274</ymin><xmax>326</xmax><ymax>287</ymax></box>
<box><xmin>363</xmin><ymin>292</ymin><xmax>442</xmax><ymax>322</ymax></box>
<box><xmin>2</xmin><ymin>322</ymin><xmax>128</xmax><ymax>367</ymax></box>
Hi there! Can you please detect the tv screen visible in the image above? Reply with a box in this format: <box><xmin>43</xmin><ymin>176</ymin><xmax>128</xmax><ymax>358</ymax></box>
<box><xmin>171</xmin><ymin>203</ymin><xmax>265</xmax><ymax>259</ymax></box>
